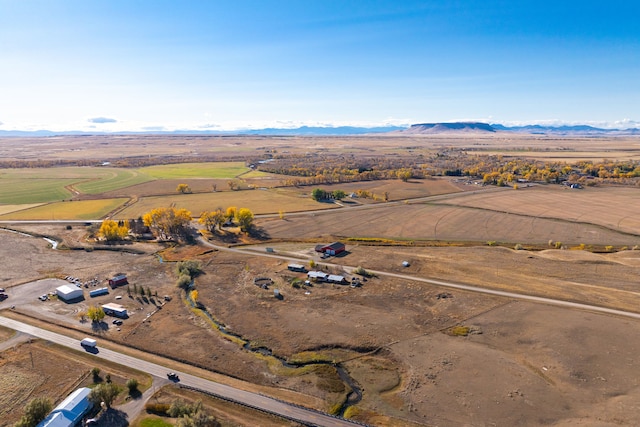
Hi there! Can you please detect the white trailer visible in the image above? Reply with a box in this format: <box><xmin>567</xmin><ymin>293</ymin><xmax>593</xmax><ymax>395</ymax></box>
<box><xmin>80</xmin><ymin>338</ymin><xmax>97</xmax><ymax>348</ymax></box>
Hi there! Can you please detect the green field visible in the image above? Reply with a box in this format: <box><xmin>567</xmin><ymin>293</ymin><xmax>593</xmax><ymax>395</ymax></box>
<box><xmin>0</xmin><ymin>198</ymin><xmax>128</xmax><ymax>220</ymax></box>
<box><xmin>114</xmin><ymin>189</ymin><xmax>336</xmax><ymax>219</ymax></box>
<box><xmin>74</xmin><ymin>168</ymin><xmax>154</xmax><ymax>194</ymax></box>
<box><xmin>138</xmin><ymin>162</ymin><xmax>249</xmax><ymax>179</ymax></box>
<box><xmin>0</xmin><ymin>177</ymin><xmax>74</xmax><ymax>204</ymax></box>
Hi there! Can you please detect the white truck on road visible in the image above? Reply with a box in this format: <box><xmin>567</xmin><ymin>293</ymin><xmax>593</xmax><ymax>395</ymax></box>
<box><xmin>80</xmin><ymin>337</ymin><xmax>97</xmax><ymax>348</ymax></box>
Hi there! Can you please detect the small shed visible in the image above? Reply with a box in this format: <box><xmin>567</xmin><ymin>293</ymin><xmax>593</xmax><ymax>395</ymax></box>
<box><xmin>108</xmin><ymin>274</ymin><xmax>128</xmax><ymax>288</ymax></box>
<box><xmin>56</xmin><ymin>285</ymin><xmax>83</xmax><ymax>302</ymax></box>
<box><xmin>327</xmin><ymin>274</ymin><xmax>346</xmax><ymax>284</ymax></box>
<box><xmin>102</xmin><ymin>303</ymin><xmax>128</xmax><ymax>318</ymax></box>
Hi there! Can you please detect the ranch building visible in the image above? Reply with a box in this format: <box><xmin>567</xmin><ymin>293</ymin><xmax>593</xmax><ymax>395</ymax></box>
<box><xmin>102</xmin><ymin>302</ymin><xmax>128</xmax><ymax>318</ymax></box>
<box><xmin>307</xmin><ymin>271</ymin><xmax>328</xmax><ymax>281</ymax></box>
<box><xmin>108</xmin><ymin>274</ymin><xmax>128</xmax><ymax>288</ymax></box>
<box><xmin>287</xmin><ymin>263</ymin><xmax>307</xmax><ymax>272</ymax></box>
<box><xmin>314</xmin><ymin>242</ymin><xmax>346</xmax><ymax>256</ymax></box>
<box><xmin>327</xmin><ymin>274</ymin><xmax>347</xmax><ymax>284</ymax></box>
<box><xmin>56</xmin><ymin>284</ymin><xmax>84</xmax><ymax>302</ymax></box>
<box><xmin>37</xmin><ymin>387</ymin><xmax>92</xmax><ymax>427</ymax></box>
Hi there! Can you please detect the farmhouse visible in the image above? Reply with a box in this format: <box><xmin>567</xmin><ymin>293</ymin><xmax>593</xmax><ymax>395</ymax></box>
<box><xmin>102</xmin><ymin>302</ymin><xmax>128</xmax><ymax>318</ymax></box>
<box><xmin>314</xmin><ymin>242</ymin><xmax>346</xmax><ymax>256</ymax></box>
<box><xmin>108</xmin><ymin>274</ymin><xmax>128</xmax><ymax>288</ymax></box>
<box><xmin>37</xmin><ymin>387</ymin><xmax>92</xmax><ymax>427</ymax></box>
<box><xmin>56</xmin><ymin>285</ymin><xmax>83</xmax><ymax>302</ymax></box>
<box><xmin>307</xmin><ymin>271</ymin><xmax>328</xmax><ymax>281</ymax></box>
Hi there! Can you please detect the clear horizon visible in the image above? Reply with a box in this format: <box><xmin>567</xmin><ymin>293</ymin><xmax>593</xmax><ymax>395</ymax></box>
<box><xmin>1</xmin><ymin>1</ymin><xmax>638</xmax><ymax>132</ymax></box>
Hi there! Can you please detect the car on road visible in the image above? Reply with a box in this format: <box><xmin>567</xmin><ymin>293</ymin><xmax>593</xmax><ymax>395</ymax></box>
<box><xmin>167</xmin><ymin>372</ymin><xmax>179</xmax><ymax>381</ymax></box>
<box><xmin>112</xmin><ymin>319</ymin><xmax>123</xmax><ymax>326</ymax></box>
<box><xmin>0</xmin><ymin>288</ymin><xmax>4</xmax><ymax>292</ymax></box>
<box><xmin>0</xmin><ymin>294</ymin><xmax>8</xmax><ymax>301</ymax></box>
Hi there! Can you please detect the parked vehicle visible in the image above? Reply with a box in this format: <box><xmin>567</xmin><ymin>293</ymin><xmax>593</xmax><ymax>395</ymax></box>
<box><xmin>38</xmin><ymin>294</ymin><xmax>48</xmax><ymax>301</ymax></box>
<box><xmin>112</xmin><ymin>319</ymin><xmax>123</xmax><ymax>325</ymax></box>
<box><xmin>0</xmin><ymin>293</ymin><xmax>8</xmax><ymax>301</ymax></box>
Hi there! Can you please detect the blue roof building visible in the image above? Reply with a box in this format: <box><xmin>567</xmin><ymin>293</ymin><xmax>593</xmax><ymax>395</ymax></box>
<box><xmin>37</xmin><ymin>387</ymin><xmax>93</xmax><ymax>427</ymax></box>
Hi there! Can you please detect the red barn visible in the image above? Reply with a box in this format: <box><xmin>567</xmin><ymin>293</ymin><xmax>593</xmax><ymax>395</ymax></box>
<box><xmin>314</xmin><ymin>242</ymin><xmax>346</xmax><ymax>256</ymax></box>
<box><xmin>108</xmin><ymin>274</ymin><xmax>128</xmax><ymax>288</ymax></box>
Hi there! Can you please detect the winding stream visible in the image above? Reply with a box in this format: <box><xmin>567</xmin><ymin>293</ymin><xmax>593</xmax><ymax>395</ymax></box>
<box><xmin>186</xmin><ymin>292</ymin><xmax>363</xmax><ymax>415</ymax></box>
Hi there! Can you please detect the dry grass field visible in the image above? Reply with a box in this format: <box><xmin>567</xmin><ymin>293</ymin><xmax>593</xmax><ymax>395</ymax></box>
<box><xmin>2</xmin><ymin>133</ymin><xmax>640</xmax><ymax>426</ymax></box>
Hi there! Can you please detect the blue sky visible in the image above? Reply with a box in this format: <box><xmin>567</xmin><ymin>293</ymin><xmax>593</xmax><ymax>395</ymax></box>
<box><xmin>1</xmin><ymin>0</ymin><xmax>638</xmax><ymax>131</ymax></box>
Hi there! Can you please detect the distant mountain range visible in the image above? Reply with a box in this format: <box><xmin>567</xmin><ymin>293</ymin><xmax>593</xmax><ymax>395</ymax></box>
<box><xmin>0</xmin><ymin>122</ymin><xmax>639</xmax><ymax>137</ymax></box>
<box><xmin>402</xmin><ymin>122</ymin><xmax>640</xmax><ymax>135</ymax></box>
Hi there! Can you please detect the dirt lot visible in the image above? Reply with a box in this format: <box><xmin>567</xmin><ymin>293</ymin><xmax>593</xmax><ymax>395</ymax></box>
<box><xmin>3</xmin><ymin>225</ymin><xmax>640</xmax><ymax>425</ymax></box>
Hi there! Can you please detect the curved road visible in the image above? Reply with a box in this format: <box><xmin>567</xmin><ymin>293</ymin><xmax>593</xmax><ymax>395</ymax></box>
<box><xmin>0</xmin><ymin>316</ymin><xmax>363</xmax><ymax>427</ymax></box>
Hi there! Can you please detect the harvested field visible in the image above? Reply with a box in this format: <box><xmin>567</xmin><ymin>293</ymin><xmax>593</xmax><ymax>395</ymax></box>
<box><xmin>434</xmin><ymin>185</ymin><xmax>640</xmax><ymax>236</ymax></box>
<box><xmin>0</xmin><ymin>198</ymin><xmax>129</xmax><ymax>220</ymax></box>
<box><xmin>257</xmin><ymin>198</ymin><xmax>640</xmax><ymax>246</ymax></box>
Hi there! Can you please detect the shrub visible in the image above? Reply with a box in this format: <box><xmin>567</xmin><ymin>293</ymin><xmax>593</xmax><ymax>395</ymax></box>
<box><xmin>176</xmin><ymin>274</ymin><xmax>192</xmax><ymax>290</ymax></box>
<box><xmin>15</xmin><ymin>397</ymin><xmax>52</xmax><ymax>427</ymax></box>
<box><xmin>145</xmin><ymin>402</ymin><xmax>170</xmax><ymax>415</ymax></box>
<box><xmin>91</xmin><ymin>367</ymin><xmax>101</xmax><ymax>383</ymax></box>
<box><xmin>554</xmin><ymin>241</ymin><xmax>562</xmax><ymax>249</ymax></box>
<box><xmin>450</xmin><ymin>325</ymin><xmax>470</xmax><ymax>336</ymax></box>
<box><xmin>176</xmin><ymin>260</ymin><xmax>203</xmax><ymax>279</ymax></box>
<box><xmin>514</xmin><ymin>243</ymin><xmax>523</xmax><ymax>250</ymax></box>
<box><xmin>126</xmin><ymin>378</ymin><xmax>139</xmax><ymax>393</ymax></box>
<box><xmin>486</xmin><ymin>241</ymin><xmax>496</xmax><ymax>246</ymax></box>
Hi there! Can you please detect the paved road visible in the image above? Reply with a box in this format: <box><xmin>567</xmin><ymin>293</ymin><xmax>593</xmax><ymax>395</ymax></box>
<box><xmin>0</xmin><ymin>316</ymin><xmax>363</xmax><ymax>427</ymax></box>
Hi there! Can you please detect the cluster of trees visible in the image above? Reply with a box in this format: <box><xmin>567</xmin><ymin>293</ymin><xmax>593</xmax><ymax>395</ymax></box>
<box><xmin>258</xmin><ymin>153</ymin><xmax>427</xmax><ymax>186</ymax></box>
<box><xmin>175</xmin><ymin>260</ymin><xmax>203</xmax><ymax>290</ymax></box>
<box><xmin>142</xmin><ymin>207</ymin><xmax>193</xmax><ymax>240</ymax></box>
<box><xmin>263</xmin><ymin>150</ymin><xmax>640</xmax><ymax>188</ymax></box>
<box><xmin>311</xmin><ymin>188</ymin><xmax>346</xmax><ymax>201</ymax></box>
<box><xmin>199</xmin><ymin>206</ymin><xmax>254</xmax><ymax>233</ymax></box>
<box><xmin>97</xmin><ymin>220</ymin><xmax>130</xmax><ymax>241</ymax></box>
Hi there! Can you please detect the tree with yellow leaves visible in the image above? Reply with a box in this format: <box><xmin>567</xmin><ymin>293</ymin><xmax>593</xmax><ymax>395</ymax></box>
<box><xmin>143</xmin><ymin>207</ymin><xmax>192</xmax><ymax>240</ymax></box>
<box><xmin>97</xmin><ymin>219</ymin><xmax>129</xmax><ymax>241</ymax></box>
<box><xmin>235</xmin><ymin>208</ymin><xmax>254</xmax><ymax>233</ymax></box>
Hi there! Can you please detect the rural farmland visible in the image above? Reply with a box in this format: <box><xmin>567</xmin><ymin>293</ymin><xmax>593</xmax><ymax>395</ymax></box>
<box><xmin>1</xmin><ymin>133</ymin><xmax>640</xmax><ymax>427</ymax></box>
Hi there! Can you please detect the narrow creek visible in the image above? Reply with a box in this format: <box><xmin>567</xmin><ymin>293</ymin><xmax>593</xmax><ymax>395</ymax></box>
<box><xmin>186</xmin><ymin>291</ymin><xmax>363</xmax><ymax>416</ymax></box>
